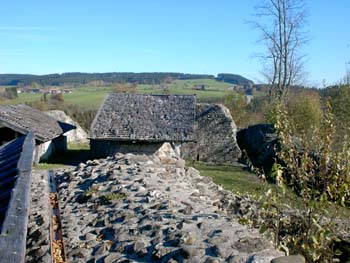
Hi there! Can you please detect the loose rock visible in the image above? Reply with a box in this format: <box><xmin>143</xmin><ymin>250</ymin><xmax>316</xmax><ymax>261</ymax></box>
<box><xmin>55</xmin><ymin>152</ymin><xmax>283</xmax><ymax>262</ymax></box>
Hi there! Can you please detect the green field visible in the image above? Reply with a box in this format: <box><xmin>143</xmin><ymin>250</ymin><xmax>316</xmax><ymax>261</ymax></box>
<box><xmin>0</xmin><ymin>86</ymin><xmax>114</xmax><ymax>109</ymax></box>
<box><xmin>190</xmin><ymin>162</ymin><xmax>350</xmax><ymax>218</ymax></box>
<box><xmin>190</xmin><ymin>162</ymin><xmax>263</xmax><ymax>196</ymax></box>
<box><xmin>0</xmin><ymin>79</ymin><xmax>234</xmax><ymax>109</ymax></box>
<box><xmin>191</xmin><ymin>162</ymin><xmax>306</xmax><ymax>208</ymax></box>
<box><xmin>138</xmin><ymin>79</ymin><xmax>232</xmax><ymax>99</ymax></box>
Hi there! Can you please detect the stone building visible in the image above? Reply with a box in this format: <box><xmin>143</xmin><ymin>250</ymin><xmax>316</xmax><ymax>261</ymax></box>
<box><xmin>0</xmin><ymin>105</ymin><xmax>75</xmax><ymax>163</ymax></box>
<box><xmin>181</xmin><ymin>104</ymin><xmax>242</xmax><ymax>164</ymax></box>
<box><xmin>192</xmin><ymin>84</ymin><xmax>209</xmax><ymax>90</ymax></box>
<box><xmin>90</xmin><ymin>93</ymin><xmax>196</xmax><ymax>157</ymax></box>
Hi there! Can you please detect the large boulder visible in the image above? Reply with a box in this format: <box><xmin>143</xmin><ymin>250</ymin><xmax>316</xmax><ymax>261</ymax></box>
<box><xmin>236</xmin><ymin>124</ymin><xmax>278</xmax><ymax>174</ymax></box>
<box><xmin>46</xmin><ymin>110</ymin><xmax>88</xmax><ymax>143</ymax></box>
<box><xmin>181</xmin><ymin>104</ymin><xmax>242</xmax><ymax>164</ymax></box>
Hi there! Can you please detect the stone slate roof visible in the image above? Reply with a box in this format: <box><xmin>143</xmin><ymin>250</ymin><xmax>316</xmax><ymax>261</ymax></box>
<box><xmin>0</xmin><ymin>136</ymin><xmax>24</xmax><ymax>232</ymax></box>
<box><xmin>0</xmin><ymin>105</ymin><xmax>75</xmax><ymax>142</ymax></box>
<box><xmin>90</xmin><ymin>93</ymin><xmax>196</xmax><ymax>142</ymax></box>
<box><xmin>0</xmin><ymin>132</ymin><xmax>35</xmax><ymax>262</ymax></box>
<box><xmin>0</xmin><ymin>133</ymin><xmax>34</xmax><ymax>232</ymax></box>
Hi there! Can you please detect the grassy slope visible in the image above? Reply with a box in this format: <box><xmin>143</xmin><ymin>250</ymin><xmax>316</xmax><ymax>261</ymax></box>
<box><xmin>192</xmin><ymin>162</ymin><xmax>350</xmax><ymax>218</ymax></box>
<box><xmin>0</xmin><ymin>93</ymin><xmax>42</xmax><ymax>105</ymax></box>
<box><xmin>193</xmin><ymin>162</ymin><xmax>304</xmax><ymax>206</ymax></box>
<box><xmin>138</xmin><ymin>79</ymin><xmax>231</xmax><ymax>99</ymax></box>
<box><xmin>0</xmin><ymin>79</ymin><xmax>233</xmax><ymax>108</ymax></box>
<box><xmin>190</xmin><ymin>162</ymin><xmax>263</xmax><ymax>196</ymax></box>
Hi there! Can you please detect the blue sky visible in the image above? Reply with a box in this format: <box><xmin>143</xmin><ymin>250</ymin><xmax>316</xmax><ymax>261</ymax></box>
<box><xmin>0</xmin><ymin>0</ymin><xmax>349</xmax><ymax>86</ymax></box>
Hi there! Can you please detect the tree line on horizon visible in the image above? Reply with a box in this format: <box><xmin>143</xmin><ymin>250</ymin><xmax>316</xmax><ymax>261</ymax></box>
<box><xmin>0</xmin><ymin>72</ymin><xmax>253</xmax><ymax>87</ymax></box>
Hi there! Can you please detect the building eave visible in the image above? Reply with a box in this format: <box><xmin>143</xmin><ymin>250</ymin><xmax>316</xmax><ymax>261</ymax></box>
<box><xmin>88</xmin><ymin>137</ymin><xmax>196</xmax><ymax>143</ymax></box>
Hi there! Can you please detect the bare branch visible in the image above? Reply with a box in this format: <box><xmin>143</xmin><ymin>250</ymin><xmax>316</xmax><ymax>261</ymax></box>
<box><xmin>250</xmin><ymin>0</ymin><xmax>308</xmax><ymax>102</ymax></box>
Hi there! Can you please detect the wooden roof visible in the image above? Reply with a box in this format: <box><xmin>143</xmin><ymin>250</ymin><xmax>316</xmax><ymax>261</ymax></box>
<box><xmin>90</xmin><ymin>93</ymin><xmax>196</xmax><ymax>142</ymax></box>
<box><xmin>0</xmin><ymin>133</ymin><xmax>35</xmax><ymax>263</ymax></box>
<box><xmin>0</xmin><ymin>105</ymin><xmax>75</xmax><ymax>142</ymax></box>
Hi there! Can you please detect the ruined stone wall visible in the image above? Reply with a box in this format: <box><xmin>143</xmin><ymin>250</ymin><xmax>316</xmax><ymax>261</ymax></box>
<box><xmin>90</xmin><ymin>139</ymin><xmax>163</xmax><ymax>158</ymax></box>
<box><xmin>181</xmin><ymin>104</ymin><xmax>241</xmax><ymax>164</ymax></box>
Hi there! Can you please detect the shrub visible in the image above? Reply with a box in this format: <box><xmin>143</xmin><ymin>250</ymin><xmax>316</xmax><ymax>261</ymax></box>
<box><xmin>324</xmin><ymin>84</ymin><xmax>350</xmax><ymax>149</ymax></box>
<box><xmin>257</xmin><ymin>102</ymin><xmax>349</xmax><ymax>262</ymax></box>
<box><xmin>26</xmin><ymin>97</ymin><xmax>97</xmax><ymax>132</ymax></box>
<box><xmin>286</xmin><ymin>91</ymin><xmax>322</xmax><ymax>137</ymax></box>
<box><xmin>223</xmin><ymin>91</ymin><xmax>279</xmax><ymax>129</ymax></box>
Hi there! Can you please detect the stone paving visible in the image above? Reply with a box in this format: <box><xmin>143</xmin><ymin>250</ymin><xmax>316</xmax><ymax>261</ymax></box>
<box><xmin>55</xmin><ymin>151</ymin><xmax>283</xmax><ymax>263</ymax></box>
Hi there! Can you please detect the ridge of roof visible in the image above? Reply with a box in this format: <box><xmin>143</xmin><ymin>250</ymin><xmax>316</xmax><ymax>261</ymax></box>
<box><xmin>0</xmin><ymin>105</ymin><xmax>75</xmax><ymax>142</ymax></box>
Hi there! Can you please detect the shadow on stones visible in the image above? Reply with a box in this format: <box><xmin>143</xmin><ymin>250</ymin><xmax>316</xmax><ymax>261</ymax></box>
<box><xmin>45</xmin><ymin>148</ymin><xmax>92</xmax><ymax>166</ymax></box>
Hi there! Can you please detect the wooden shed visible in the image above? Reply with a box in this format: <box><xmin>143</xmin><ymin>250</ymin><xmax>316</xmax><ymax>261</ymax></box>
<box><xmin>0</xmin><ymin>105</ymin><xmax>75</xmax><ymax>163</ymax></box>
<box><xmin>90</xmin><ymin>93</ymin><xmax>196</xmax><ymax>157</ymax></box>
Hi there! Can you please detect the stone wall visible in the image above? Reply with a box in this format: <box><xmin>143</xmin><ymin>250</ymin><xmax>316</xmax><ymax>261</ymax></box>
<box><xmin>181</xmin><ymin>104</ymin><xmax>241</xmax><ymax>164</ymax></box>
<box><xmin>90</xmin><ymin>139</ymin><xmax>164</xmax><ymax>158</ymax></box>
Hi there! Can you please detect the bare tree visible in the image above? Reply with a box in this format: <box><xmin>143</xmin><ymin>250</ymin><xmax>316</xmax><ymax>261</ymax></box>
<box><xmin>252</xmin><ymin>0</ymin><xmax>308</xmax><ymax>103</ymax></box>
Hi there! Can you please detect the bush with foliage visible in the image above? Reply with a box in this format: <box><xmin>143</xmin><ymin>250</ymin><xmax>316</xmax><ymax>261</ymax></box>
<box><xmin>257</xmin><ymin>102</ymin><xmax>349</xmax><ymax>262</ymax></box>
<box><xmin>224</xmin><ymin>91</ymin><xmax>249</xmax><ymax>127</ymax></box>
<box><xmin>275</xmin><ymin>102</ymin><xmax>350</xmax><ymax>205</ymax></box>
<box><xmin>322</xmin><ymin>84</ymin><xmax>350</xmax><ymax>149</ymax></box>
<box><xmin>224</xmin><ymin>91</ymin><xmax>267</xmax><ymax>127</ymax></box>
<box><xmin>0</xmin><ymin>87</ymin><xmax>18</xmax><ymax>100</ymax></box>
<box><xmin>26</xmin><ymin>94</ymin><xmax>96</xmax><ymax>132</ymax></box>
<box><xmin>112</xmin><ymin>83</ymin><xmax>137</xmax><ymax>93</ymax></box>
<box><xmin>285</xmin><ymin>91</ymin><xmax>322</xmax><ymax>136</ymax></box>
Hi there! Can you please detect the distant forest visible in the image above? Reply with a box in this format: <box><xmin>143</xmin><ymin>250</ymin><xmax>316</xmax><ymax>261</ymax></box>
<box><xmin>0</xmin><ymin>72</ymin><xmax>253</xmax><ymax>86</ymax></box>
